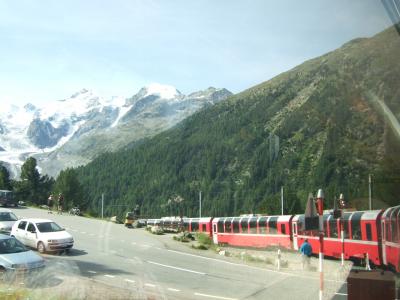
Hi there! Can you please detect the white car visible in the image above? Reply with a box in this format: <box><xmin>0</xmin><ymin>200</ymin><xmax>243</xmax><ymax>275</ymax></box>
<box><xmin>10</xmin><ymin>218</ymin><xmax>73</xmax><ymax>253</ymax></box>
<box><xmin>0</xmin><ymin>209</ymin><xmax>19</xmax><ymax>234</ymax></box>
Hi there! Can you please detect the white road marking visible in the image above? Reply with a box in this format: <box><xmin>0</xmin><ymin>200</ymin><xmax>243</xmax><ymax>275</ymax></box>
<box><xmin>88</xmin><ymin>271</ymin><xmax>97</xmax><ymax>274</ymax></box>
<box><xmin>121</xmin><ymin>240</ymin><xmax>125</xmax><ymax>242</ymax></box>
<box><xmin>194</xmin><ymin>292</ymin><xmax>238</xmax><ymax>300</ymax></box>
<box><xmin>167</xmin><ymin>249</ymin><xmax>345</xmax><ymax>283</ymax></box>
<box><xmin>131</xmin><ymin>242</ymin><xmax>137</xmax><ymax>245</ymax></box>
<box><xmin>124</xmin><ymin>279</ymin><xmax>135</xmax><ymax>283</ymax></box>
<box><xmin>335</xmin><ymin>293</ymin><xmax>348</xmax><ymax>296</ymax></box>
<box><xmin>147</xmin><ymin>260</ymin><xmax>206</xmax><ymax>275</ymax></box>
<box><xmin>56</xmin><ymin>262</ymin><xmax>63</xmax><ymax>265</ymax></box>
<box><xmin>167</xmin><ymin>288</ymin><xmax>180</xmax><ymax>292</ymax></box>
<box><xmin>104</xmin><ymin>274</ymin><xmax>115</xmax><ymax>278</ymax></box>
<box><xmin>144</xmin><ymin>283</ymin><xmax>156</xmax><ymax>288</ymax></box>
<box><xmin>81</xmin><ymin>232</ymin><xmax>86</xmax><ymax>234</ymax></box>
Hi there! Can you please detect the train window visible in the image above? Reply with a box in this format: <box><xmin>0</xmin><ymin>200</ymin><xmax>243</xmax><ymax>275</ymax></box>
<box><xmin>343</xmin><ymin>221</ymin><xmax>349</xmax><ymax>238</ymax></box>
<box><xmin>268</xmin><ymin>217</ymin><xmax>278</xmax><ymax>234</ymax></box>
<box><xmin>183</xmin><ymin>219</ymin><xmax>189</xmax><ymax>231</ymax></box>
<box><xmin>191</xmin><ymin>221</ymin><xmax>199</xmax><ymax>232</ymax></box>
<box><xmin>225</xmin><ymin>218</ymin><xmax>232</xmax><ymax>233</ymax></box>
<box><xmin>350</xmin><ymin>212</ymin><xmax>362</xmax><ymax>240</ymax></box>
<box><xmin>259</xmin><ymin>217</ymin><xmax>267</xmax><ymax>234</ymax></box>
<box><xmin>202</xmin><ymin>224</ymin><xmax>207</xmax><ymax>232</ymax></box>
<box><xmin>391</xmin><ymin>208</ymin><xmax>399</xmax><ymax>242</ymax></box>
<box><xmin>232</xmin><ymin>218</ymin><xmax>240</xmax><ymax>233</ymax></box>
<box><xmin>386</xmin><ymin>221</ymin><xmax>391</xmax><ymax>242</ymax></box>
<box><xmin>240</xmin><ymin>218</ymin><xmax>249</xmax><ymax>233</ymax></box>
<box><xmin>342</xmin><ymin>213</ymin><xmax>350</xmax><ymax>239</ymax></box>
<box><xmin>397</xmin><ymin>210</ymin><xmax>400</xmax><ymax>242</ymax></box>
<box><xmin>391</xmin><ymin>219</ymin><xmax>396</xmax><ymax>242</ymax></box>
<box><xmin>365</xmin><ymin>223</ymin><xmax>372</xmax><ymax>241</ymax></box>
<box><xmin>217</xmin><ymin>219</ymin><xmax>224</xmax><ymax>233</ymax></box>
<box><xmin>323</xmin><ymin>214</ymin><xmax>329</xmax><ymax>237</ymax></box>
<box><xmin>249</xmin><ymin>217</ymin><xmax>257</xmax><ymax>234</ymax></box>
<box><xmin>280</xmin><ymin>224</ymin><xmax>286</xmax><ymax>235</ymax></box>
<box><xmin>329</xmin><ymin>218</ymin><xmax>338</xmax><ymax>238</ymax></box>
<box><xmin>297</xmin><ymin>215</ymin><xmax>305</xmax><ymax>234</ymax></box>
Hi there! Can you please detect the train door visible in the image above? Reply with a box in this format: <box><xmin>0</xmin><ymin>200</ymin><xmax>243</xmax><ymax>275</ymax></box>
<box><xmin>292</xmin><ymin>222</ymin><xmax>298</xmax><ymax>250</ymax></box>
<box><xmin>212</xmin><ymin>221</ymin><xmax>218</xmax><ymax>244</ymax></box>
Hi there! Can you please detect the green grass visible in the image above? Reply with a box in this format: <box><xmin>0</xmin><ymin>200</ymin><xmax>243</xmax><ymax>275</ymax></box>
<box><xmin>195</xmin><ymin>233</ymin><xmax>212</xmax><ymax>246</ymax></box>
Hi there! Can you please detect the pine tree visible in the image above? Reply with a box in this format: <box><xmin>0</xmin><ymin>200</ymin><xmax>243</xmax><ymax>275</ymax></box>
<box><xmin>17</xmin><ymin>157</ymin><xmax>41</xmax><ymax>204</ymax></box>
<box><xmin>54</xmin><ymin>168</ymin><xmax>84</xmax><ymax>210</ymax></box>
<box><xmin>0</xmin><ymin>164</ymin><xmax>11</xmax><ymax>190</ymax></box>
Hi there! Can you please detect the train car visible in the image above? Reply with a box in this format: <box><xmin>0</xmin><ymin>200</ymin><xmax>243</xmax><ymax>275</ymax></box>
<box><xmin>146</xmin><ymin>219</ymin><xmax>161</xmax><ymax>227</ymax></box>
<box><xmin>186</xmin><ymin>218</ymin><xmax>213</xmax><ymax>236</ymax></box>
<box><xmin>381</xmin><ymin>205</ymin><xmax>400</xmax><ymax>272</ymax></box>
<box><xmin>159</xmin><ymin>216</ymin><xmax>183</xmax><ymax>231</ymax></box>
<box><xmin>292</xmin><ymin>210</ymin><xmax>384</xmax><ymax>267</ymax></box>
<box><xmin>211</xmin><ymin>215</ymin><xmax>293</xmax><ymax>249</ymax></box>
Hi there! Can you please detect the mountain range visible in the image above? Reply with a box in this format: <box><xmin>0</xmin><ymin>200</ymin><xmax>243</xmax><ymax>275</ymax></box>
<box><xmin>0</xmin><ymin>85</ymin><xmax>232</xmax><ymax>177</ymax></box>
<box><xmin>76</xmin><ymin>26</ymin><xmax>400</xmax><ymax>218</ymax></box>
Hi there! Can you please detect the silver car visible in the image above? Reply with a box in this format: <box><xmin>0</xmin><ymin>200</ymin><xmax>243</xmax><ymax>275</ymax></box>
<box><xmin>0</xmin><ymin>234</ymin><xmax>45</xmax><ymax>278</ymax></box>
<box><xmin>0</xmin><ymin>209</ymin><xmax>18</xmax><ymax>234</ymax></box>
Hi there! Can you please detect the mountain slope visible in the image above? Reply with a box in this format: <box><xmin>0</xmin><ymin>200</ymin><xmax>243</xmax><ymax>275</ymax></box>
<box><xmin>0</xmin><ymin>86</ymin><xmax>232</xmax><ymax>177</ymax></box>
<box><xmin>77</xmin><ymin>26</ymin><xmax>400</xmax><ymax>218</ymax></box>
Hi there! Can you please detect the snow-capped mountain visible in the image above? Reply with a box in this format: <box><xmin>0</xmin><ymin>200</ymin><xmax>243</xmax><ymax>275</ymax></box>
<box><xmin>0</xmin><ymin>84</ymin><xmax>232</xmax><ymax>177</ymax></box>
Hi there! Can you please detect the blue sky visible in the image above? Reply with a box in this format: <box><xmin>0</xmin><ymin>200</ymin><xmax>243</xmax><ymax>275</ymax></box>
<box><xmin>0</xmin><ymin>0</ymin><xmax>391</xmax><ymax>105</ymax></box>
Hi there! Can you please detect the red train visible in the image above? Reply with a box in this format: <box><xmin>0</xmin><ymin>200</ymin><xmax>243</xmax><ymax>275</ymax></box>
<box><xmin>147</xmin><ymin>205</ymin><xmax>400</xmax><ymax>272</ymax></box>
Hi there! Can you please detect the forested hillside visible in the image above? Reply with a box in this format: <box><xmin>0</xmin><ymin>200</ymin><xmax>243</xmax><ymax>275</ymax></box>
<box><xmin>77</xmin><ymin>26</ymin><xmax>400</xmax><ymax>218</ymax></box>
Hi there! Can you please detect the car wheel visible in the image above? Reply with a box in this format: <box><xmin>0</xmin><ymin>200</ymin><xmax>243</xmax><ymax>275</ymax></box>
<box><xmin>37</xmin><ymin>242</ymin><xmax>46</xmax><ymax>253</ymax></box>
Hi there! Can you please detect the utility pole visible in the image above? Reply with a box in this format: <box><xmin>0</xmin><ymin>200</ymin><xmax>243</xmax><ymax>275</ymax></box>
<box><xmin>281</xmin><ymin>186</ymin><xmax>284</xmax><ymax>215</ymax></box>
<box><xmin>199</xmin><ymin>191</ymin><xmax>202</xmax><ymax>218</ymax></box>
<box><xmin>101</xmin><ymin>193</ymin><xmax>104</xmax><ymax>219</ymax></box>
<box><xmin>316</xmin><ymin>189</ymin><xmax>325</xmax><ymax>300</ymax></box>
<box><xmin>368</xmin><ymin>174</ymin><xmax>372</xmax><ymax>210</ymax></box>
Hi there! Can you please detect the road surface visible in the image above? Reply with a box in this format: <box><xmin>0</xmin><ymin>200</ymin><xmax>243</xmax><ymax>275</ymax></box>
<box><xmin>6</xmin><ymin>207</ymin><xmax>347</xmax><ymax>299</ymax></box>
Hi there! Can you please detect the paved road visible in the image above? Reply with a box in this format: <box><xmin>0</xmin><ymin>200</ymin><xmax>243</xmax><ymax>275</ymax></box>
<box><xmin>8</xmin><ymin>207</ymin><xmax>346</xmax><ymax>299</ymax></box>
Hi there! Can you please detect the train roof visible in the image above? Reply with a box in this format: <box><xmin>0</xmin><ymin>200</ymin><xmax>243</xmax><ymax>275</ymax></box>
<box><xmin>213</xmin><ymin>215</ymin><xmax>293</xmax><ymax>222</ymax></box>
<box><xmin>382</xmin><ymin>205</ymin><xmax>400</xmax><ymax>218</ymax></box>
<box><xmin>292</xmin><ymin>210</ymin><xmax>383</xmax><ymax>221</ymax></box>
<box><xmin>186</xmin><ymin>217</ymin><xmax>212</xmax><ymax>222</ymax></box>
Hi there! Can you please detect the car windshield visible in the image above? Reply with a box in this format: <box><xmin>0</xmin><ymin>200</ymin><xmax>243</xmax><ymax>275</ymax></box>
<box><xmin>0</xmin><ymin>212</ymin><xmax>18</xmax><ymax>222</ymax></box>
<box><xmin>0</xmin><ymin>238</ymin><xmax>28</xmax><ymax>254</ymax></box>
<box><xmin>36</xmin><ymin>222</ymin><xmax>63</xmax><ymax>233</ymax></box>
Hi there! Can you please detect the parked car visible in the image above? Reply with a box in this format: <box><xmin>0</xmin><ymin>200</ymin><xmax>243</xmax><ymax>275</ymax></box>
<box><xmin>11</xmin><ymin>218</ymin><xmax>73</xmax><ymax>253</ymax></box>
<box><xmin>0</xmin><ymin>234</ymin><xmax>45</xmax><ymax>278</ymax></box>
<box><xmin>0</xmin><ymin>209</ymin><xmax>19</xmax><ymax>235</ymax></box>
